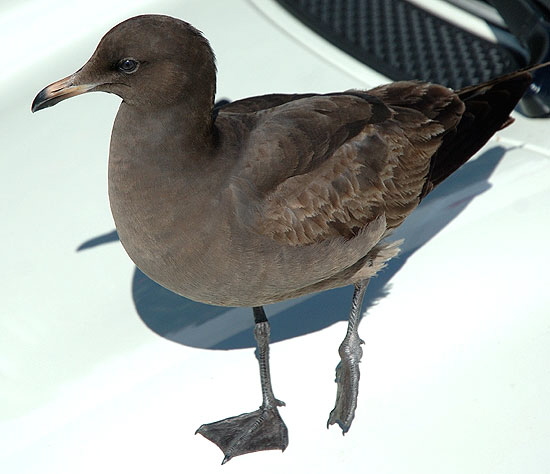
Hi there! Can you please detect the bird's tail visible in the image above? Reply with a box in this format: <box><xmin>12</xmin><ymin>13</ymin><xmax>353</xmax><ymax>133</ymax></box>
<box><xmin>421</xmin><ymin>61</ymin><xmax>550</xmax><ymax>198</ymax></box>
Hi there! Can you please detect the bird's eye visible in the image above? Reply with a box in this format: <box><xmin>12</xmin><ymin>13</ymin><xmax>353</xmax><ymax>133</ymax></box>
<box><xmin>117</xmin><ymin>58</ymin><xmax>139</xmax><ymax>74</ymax></box>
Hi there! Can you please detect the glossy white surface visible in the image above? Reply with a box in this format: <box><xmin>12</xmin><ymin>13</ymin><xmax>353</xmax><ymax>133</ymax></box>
<box><xmin>2</xmin><ymin>0</ymin><xmax>549</xmax><ymax>472</ymax></box>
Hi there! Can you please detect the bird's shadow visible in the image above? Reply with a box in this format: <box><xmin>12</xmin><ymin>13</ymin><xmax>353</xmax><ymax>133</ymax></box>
<box><xmin>77</xmin><ymin>146</ymin><xmax>507</xmax><ymax>350</ymax></box>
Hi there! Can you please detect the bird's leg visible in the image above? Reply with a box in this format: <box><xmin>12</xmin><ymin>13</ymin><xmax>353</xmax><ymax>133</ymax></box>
<box><xmin>196</xmin><ymin>306</ymin><xmax>288</xmax><ymax>464</ymax></box>
<box><xmin>327</xmin><ymin>279</ymin><xmax>370</xmax><ymax>433</ymax></box>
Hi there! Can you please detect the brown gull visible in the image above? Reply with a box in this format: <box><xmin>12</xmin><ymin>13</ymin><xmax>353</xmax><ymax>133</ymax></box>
<box><xmin>32</xmin><ymin>14</ymin><xmax>548</xmax><ymax>464</ymax></box>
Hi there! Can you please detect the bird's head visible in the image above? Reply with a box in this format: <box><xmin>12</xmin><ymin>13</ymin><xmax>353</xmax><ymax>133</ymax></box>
<box><xmin>32</xmin><ymin>14</ymin><xmax>216</xmax><ymax>113</ymax></box>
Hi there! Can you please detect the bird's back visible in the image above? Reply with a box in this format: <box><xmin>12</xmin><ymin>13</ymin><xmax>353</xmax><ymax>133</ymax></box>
<box><xmin>219</xmin><ymin>67</ymin><xmax>536</xmax><ymax>249</ymax></box>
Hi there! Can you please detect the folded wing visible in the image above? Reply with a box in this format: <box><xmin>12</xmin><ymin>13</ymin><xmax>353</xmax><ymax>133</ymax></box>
<box><xmin>232</xmin><ymin>85</ymin><xmax>463</xmax><ymax>246</ymax></box>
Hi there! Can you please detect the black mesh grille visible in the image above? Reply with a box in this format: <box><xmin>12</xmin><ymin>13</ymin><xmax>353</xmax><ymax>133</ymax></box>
<box><xmin>275</xmin><ymin>0</ymin><xmax>523</xmax><ymax>89</ymax></box>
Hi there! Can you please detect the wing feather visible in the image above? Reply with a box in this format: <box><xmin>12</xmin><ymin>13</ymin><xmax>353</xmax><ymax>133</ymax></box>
<box><xmin>231</xmin><ymin>84</ymin><xmax>464</xmax><ymax>246</ymax></box>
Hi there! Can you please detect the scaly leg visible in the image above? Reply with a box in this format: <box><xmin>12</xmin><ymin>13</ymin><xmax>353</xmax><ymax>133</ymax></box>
<box><xmin>196</xmin><ymin>306</ymin><xmax>288</xmax><ymax>464</ymax></box>
<box><xmin>327</xmin><ymin>279</ymin><xmax>369</xmax><ymax>433</ymax></box>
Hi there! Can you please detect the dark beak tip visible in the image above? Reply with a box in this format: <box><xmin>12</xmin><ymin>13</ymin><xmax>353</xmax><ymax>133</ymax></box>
<box><xmin>31</xmin><ymin>98</ymin><xmax>42</xmax><ymax>113</ymax></box>
<box><xmin>31</xmin><ymin>88</ymin><xmax>51</xmax><ymax>113</ymax></box>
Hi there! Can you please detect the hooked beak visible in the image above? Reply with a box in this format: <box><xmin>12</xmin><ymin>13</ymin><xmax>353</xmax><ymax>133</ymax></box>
<box><xmin>31</xmin><ymin>73</ymin><xmax>96</xmax><ymax>112</ymax></box>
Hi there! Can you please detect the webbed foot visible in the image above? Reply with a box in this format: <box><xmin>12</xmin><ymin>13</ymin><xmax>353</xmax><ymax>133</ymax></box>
<box><xmin>327</xmin><ymin>280</ymin><xmax>369</xmax><ymax>434</ymax></box>
<box><xmin>196</xmin><ymin>401</ymin><xmax>288</xmax><ymax>464</ymax></box>
<box><xmin>327</xmin><ymin>331</ymin><xmax>363</xmax><ymax>433</ymax></box>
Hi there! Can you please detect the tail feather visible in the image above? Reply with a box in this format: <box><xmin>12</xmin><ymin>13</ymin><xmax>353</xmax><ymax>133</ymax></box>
<box><xmin>421</xmin><ymin>62</ymin><xmax>550</xmax><ymax>198</ymax></box>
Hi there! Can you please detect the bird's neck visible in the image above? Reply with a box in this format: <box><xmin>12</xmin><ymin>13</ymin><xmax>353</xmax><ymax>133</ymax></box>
<box><xmin>108</xmin><ymin>98</ymin><xmax>222</xmax><ymax>207</ymax></box>
<box><xmin>113</xmin><ymin>99</ymin><xmax>215</xmax><ymax>156</ymax></box>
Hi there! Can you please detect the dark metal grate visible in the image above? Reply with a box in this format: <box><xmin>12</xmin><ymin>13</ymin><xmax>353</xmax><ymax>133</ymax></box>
<box><xmin>275</xmin><ymin>0</ymin><xmax>524</xmax><ymax>89</ymax></box>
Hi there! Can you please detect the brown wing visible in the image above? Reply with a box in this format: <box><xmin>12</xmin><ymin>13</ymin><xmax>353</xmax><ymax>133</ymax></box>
<box><xmin>236</xmin><ymin>84</ymin><xmax>464</xmax><ymax>246</ymax></box>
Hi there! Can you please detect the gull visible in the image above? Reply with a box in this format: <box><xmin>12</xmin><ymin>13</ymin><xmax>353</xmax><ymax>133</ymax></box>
<box><xmin>32</xmin><ymin>14</ymin><xmax>547</xmax><ymax>464</ymax></box>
